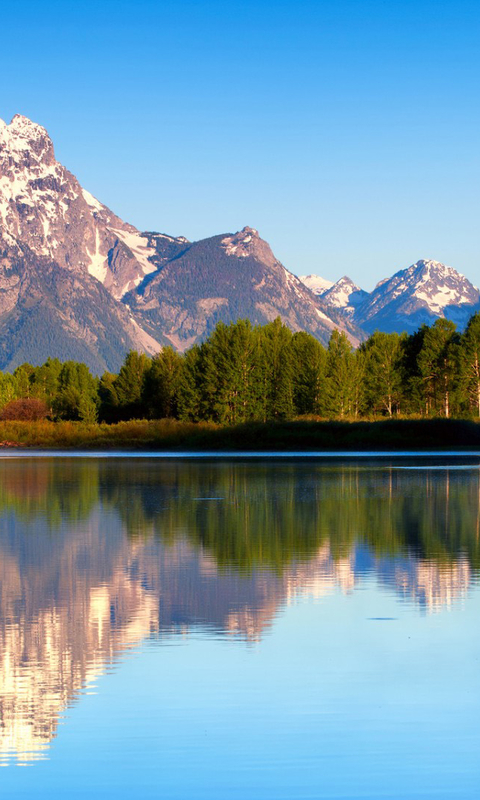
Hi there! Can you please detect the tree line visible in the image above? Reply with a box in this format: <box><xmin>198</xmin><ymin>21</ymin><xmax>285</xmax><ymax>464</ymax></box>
<box><xmin>2</xmin><ymin>313</ymin><xmax>480</xmax><ymax>422</ymax></box>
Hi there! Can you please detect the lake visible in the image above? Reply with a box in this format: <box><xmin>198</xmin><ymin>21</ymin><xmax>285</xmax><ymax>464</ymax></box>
<box><xmin>0</xmin><ymin>455</ymin><xmax>479</xmax><ymax>799</ymax></box>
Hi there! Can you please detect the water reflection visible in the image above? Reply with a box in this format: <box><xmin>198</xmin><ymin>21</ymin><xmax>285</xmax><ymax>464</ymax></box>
<box><xmin>0</xmin><ymin>458</ymin><xmax>478</xmax><ymax>765</ymax></box>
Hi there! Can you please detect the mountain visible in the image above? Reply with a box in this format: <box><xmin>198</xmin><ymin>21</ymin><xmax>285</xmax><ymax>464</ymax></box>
<box><xmin>298</xmin><ymin>274</ymin><xmax>333</xmax><ymax>295</ymax></box>
<box><xmin>2</xmin><ymin>113</ymin><xmax>478</xmax><ymax>369</ymax></box>
<box><xmin>0</xmin><ymin>114</ymin><xmax>191</xmax><ymax>371</ymax></box>
<box><xmin>354</xmin><ymin>259</ymin><xmax>480</xmax><ymax>334</ymax></box>
<box><xmin>0</xmin><ymin>114</ymin><xmax>359</xmax><ymax>368</ymax></box>
<box><xmin>319</xmin><ymin>276</ymin><xmax>369</xmax><ymax>315</ymax></box>
<box><xmin>0</xmin><ymin>115</ymin><xmax>188</xmax><ymax>300</ymax></box>
<box><xmin>125</xmin><ymin>226</ymin><xmax>362</xmax><ymax>350</ymax></box>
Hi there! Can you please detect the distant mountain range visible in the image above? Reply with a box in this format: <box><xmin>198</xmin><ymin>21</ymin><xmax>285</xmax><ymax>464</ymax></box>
<box><xmin>299</xmin><ymin>260</ymin><xmax>480</xmax><ymax>334</ymax></box>
<box><xmin>0</xmin><ymin>113</ymin><xmax>478</xmax><ymax>372</ymax></box>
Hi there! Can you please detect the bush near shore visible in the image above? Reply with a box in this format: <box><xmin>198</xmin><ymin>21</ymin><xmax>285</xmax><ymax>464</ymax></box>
<box><xmin>1</xmin><ymin>417</ymin><xmax>480</xmax><ymax>451</ymax></box>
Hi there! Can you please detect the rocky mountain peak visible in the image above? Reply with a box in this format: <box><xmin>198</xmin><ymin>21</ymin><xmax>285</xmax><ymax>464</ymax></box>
<box><xmin>0</xmin><ymin>113</ymin><xmax>192</xmax><ymax>302</ymax></box>
<box><xmin>298</xmin><ymin>274</ymin><xmax>334</xmax><ymax>295</ymax></box>
<box><xmin>355</xmin><ymin>258</ymin><xmax>480</xmax><ymax>334</ymax></box>
<box><xmin>220</xmin><ymin>226</ymin><xmax>277</xmax><ymax>268</ymax></box>
<box><xmin>0</xmin><ymin>114</ymin><xmax>55</xmax><ymax>165</ymax></box>
<box><xmin>371</xmin><ymin>259</ymin><xmax>479</xmax><ymax>314</ymax></box>
<box><xmin>320</xmin><ymin>275</ymin><xmax>365</xmax><ymax>310</ymax></box>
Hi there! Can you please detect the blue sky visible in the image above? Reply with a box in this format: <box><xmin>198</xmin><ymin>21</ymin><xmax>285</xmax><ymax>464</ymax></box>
<box><xmin>1</xmin><ymin>0</ymin><xmax>479</xmax><ymax>289</ymax></box>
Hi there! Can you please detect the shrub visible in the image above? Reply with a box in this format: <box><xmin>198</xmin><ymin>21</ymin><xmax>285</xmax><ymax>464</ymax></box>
<box><xmin>0</xmin><ymin>398</ymin><xmax>49</xmax><ymax>421</ymax></box>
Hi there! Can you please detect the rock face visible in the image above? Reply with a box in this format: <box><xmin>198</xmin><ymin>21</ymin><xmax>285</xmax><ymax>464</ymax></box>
<box><xmin>0</xmin><ymin>115</ymin><xmax>187</xmax><ymax>300</ymax></box>
<box><xmin>125</xmin><ymin>227</ymin><xmax>361</xmax><ymax>350</ymax></box>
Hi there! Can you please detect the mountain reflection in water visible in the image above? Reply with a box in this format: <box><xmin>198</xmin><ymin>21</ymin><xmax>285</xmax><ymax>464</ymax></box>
<box><xmin>0</xmin><ymin>457</ymin><xmax>478</xmax><ymax>765</ymax></box>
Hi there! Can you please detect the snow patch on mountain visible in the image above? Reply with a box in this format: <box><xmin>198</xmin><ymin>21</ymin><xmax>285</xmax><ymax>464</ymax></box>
<box><xmin>111</xmin><ymin>228</ymin><xmax>158</xmax><ymax>277</ymax></box>
<box><xmin>298</xmin><ymin>274</ymin><xmax>334</xmax><ymax>295</ymax></box>
<box><xmin>82</xmin><ymin>188</ymin><xmax>104</xmax><ymax>213</ymax></box>
<box><xmin>221</xmin><ymin>227</ymin><xmax>260</xmax><ymax>258</ymax></box>
<box><xmin>320</xmin><ymin>276</ymin><xmax>368</xmax><ymax>310</ymax></box>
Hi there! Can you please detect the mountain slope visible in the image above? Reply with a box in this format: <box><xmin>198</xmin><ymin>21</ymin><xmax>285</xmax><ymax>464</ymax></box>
<box><xmin>354</xmin><ymin>259</ymin><xmax>480</xmax><ymax>333</ymax></box>
<box><xmin>125</xmin><ymin>227</ymin><xmax>361</xmax><ymax>350</ymax></box>
<box><xmin>0</xmin><ymin>235</ymin><xmax>163</xmax><ymax>372</ymax></box>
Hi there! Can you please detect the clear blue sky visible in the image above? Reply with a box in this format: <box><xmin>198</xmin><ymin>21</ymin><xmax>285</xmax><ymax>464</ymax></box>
<box><xmin>1</xmin><ymin>0</ymin><xmax>479</xmax><ymax>289</ymax></box>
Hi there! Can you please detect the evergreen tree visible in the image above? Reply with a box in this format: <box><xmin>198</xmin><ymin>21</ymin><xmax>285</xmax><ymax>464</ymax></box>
<box><xmin>177</xmin><ymin>345</ymin><xmax>203</xmax><ymax>421</ymax></box>
<box><xmin>114</xmin><ymin>351</ymin><xmax>151</xmax><ymax>418</ymax></box>
<box><xmin>191</xmin><ymin>320</ymin><xmax>263</xmax><ymax>424</ymax></box>
<box><xmin>98</xmin><ymin>372</ymin><xmax>120</xmax><ymax>423</ymax></box>
<box><xmin>143</xmin><ymin>347</ymin><xmax>183</xmax><ymax>419</ymax></box>
<box><xmin>291</xmin><ymin>332</ymin><xmax>327</xmax><ymax>415</ymax></box>
<box><xmin>400</xmin><ymin>325</ymin><xmax>429</xmax><ymax>414</ymax></box>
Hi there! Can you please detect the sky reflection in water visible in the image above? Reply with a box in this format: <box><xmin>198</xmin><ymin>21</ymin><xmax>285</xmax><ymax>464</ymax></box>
<box><xmin>0</xmin><ymin>457</ymin><xmax>479</xmax><ymax>798</ymax></box>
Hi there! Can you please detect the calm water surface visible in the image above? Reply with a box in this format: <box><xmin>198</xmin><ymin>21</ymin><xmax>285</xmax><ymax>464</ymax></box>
<box><xmin>0</xmin><ymin>455</ymin><xmax>479</xmax><ymax>799</ymax></box>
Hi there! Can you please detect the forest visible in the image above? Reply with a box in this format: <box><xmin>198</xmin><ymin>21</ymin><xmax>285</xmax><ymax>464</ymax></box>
<box><xmin>1</xmin><ymin>313</ymin><xmax>480</xmax><ymax>424</ymax></box>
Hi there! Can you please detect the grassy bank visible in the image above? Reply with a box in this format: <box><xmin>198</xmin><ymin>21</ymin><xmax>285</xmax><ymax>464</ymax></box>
<box><xmin>1</xmin><ymin>417</ymin><xmax>480</xmax><ymax>451</ymax></box>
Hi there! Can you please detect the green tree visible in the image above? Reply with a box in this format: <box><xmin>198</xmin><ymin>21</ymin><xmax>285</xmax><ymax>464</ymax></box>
<box><xmin>361</xmin><ymin>331</ymin><xmax>404</xmax><ymax>416</ymax></box>
<box><xmin>323</xmin><ymin>330</ymin><xmax>356</xmax><ymax>418</ymax></box>
<box><xmin>177</xmin><ymin>345</ymin><xmax>203</xmax><ymax>421</ymax></box>
<box><xmin>114</xmin><ymin>351</ymin><xmax>151</xmax><ymax>418</ymax></box>
<box><xmin>54</xmin><ymin>361</ymin><xmax>99</xmax><ymax>422</ymax></box>
<box><xmin>418</xmin><ymin>319</ymin><xmax>460</xmax><ymax>417</ymax></box>
<box><xmin>0</xmin><ymin>372</ymin><xmax>17</xmax><ymax>410</ymax></box>
<box><xmin>259</xmin><ymin>318</ymin><xmax>294</xmax><ymax>420</ymax></box>
<box><xmin>291</xmin><ymin>332</ymin><xmax>327</xmax><ymax>415</ymax></box>
<box><xmin>143</xmin><ymin>347</ymin><xmax>183</xmax><ymax>419</ymax></box>
<box><xmin>98</xmin><ymin>372</ymin><xmax>120</xmax><ymax>422</ymax></box>
<box><xmin>30</xmin><ymin>358</ymin><xmax>62</xmax><ymax>413</ymax></box>
<box><xmin>13</xmin><ymin>364</ymin><xmax>35</xmax><ymax>398</ymax></box>
<box><xmin>459</xmin><ymin>312</ymin><xmax>480</xmax><ymax>416</ymax></box>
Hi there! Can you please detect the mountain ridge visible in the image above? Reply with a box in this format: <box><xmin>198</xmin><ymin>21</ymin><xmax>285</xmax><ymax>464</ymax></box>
<box><xmin>1</xmin><ymin>112</ymin><xmax>479</xmax><ymax>371</ymax></box>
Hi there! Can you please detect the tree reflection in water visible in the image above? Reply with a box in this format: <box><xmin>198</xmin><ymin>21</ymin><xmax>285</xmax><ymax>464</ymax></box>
<box><xmin>0</xmin><ymin>457</ymin><xmax>478</xmax><ymax>763</ymax></box>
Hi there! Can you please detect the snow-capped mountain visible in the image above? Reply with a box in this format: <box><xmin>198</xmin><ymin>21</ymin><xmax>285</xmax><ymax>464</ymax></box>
<box><xmin>1</xmin><ymin>113</ymin><xmax>479</xmax><ymax>369</ymax></box>
<box><xmin>0</xmin><ymin>114</ymin><xmax>360</xmax><ymax>367</ymax></box>
<box><xmin>320</xmin><ymin>276</ymin><xmax>369</xmax><ymax>312</ymax></box>
<box><xmin>354</xmin><ymin>259</ymin><xmax>480</xmax><ymax>333</ymax></box>
<box><xmin>0</xmin><ymin>114</ymin><xmax>185</xmax><ymax>371</ymax></box>
<box><xmin>0</xmin><ymin>114</ymin><xmax>188</xmax><ymax>301</ymax></box>
<box><xmin>298</xmin><ymin>274</ymin><xmax>333</xmax><ymax>295</ymax></box>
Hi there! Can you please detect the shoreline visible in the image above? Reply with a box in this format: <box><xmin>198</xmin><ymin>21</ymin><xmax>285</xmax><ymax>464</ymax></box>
<box><xmin>1</xmin><ymin>418</ymin><xmax>480</xmax><ymax>452</ymax></box>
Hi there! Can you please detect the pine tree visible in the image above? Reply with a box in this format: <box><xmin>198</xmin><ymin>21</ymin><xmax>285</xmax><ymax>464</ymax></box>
<box><xmin>291</xmin><ymin>332</ymin><xmax>327</xmax><ymax>415</ymax></box>
<box><xmin>114</xmin><ymin>351</ymin><xmax>152</xmax><ymax>418</ymax></box>
<box><xmin>177</xmin><ymin>345</ymin><xmax>203</xmax><ymax>421</ymax></box>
